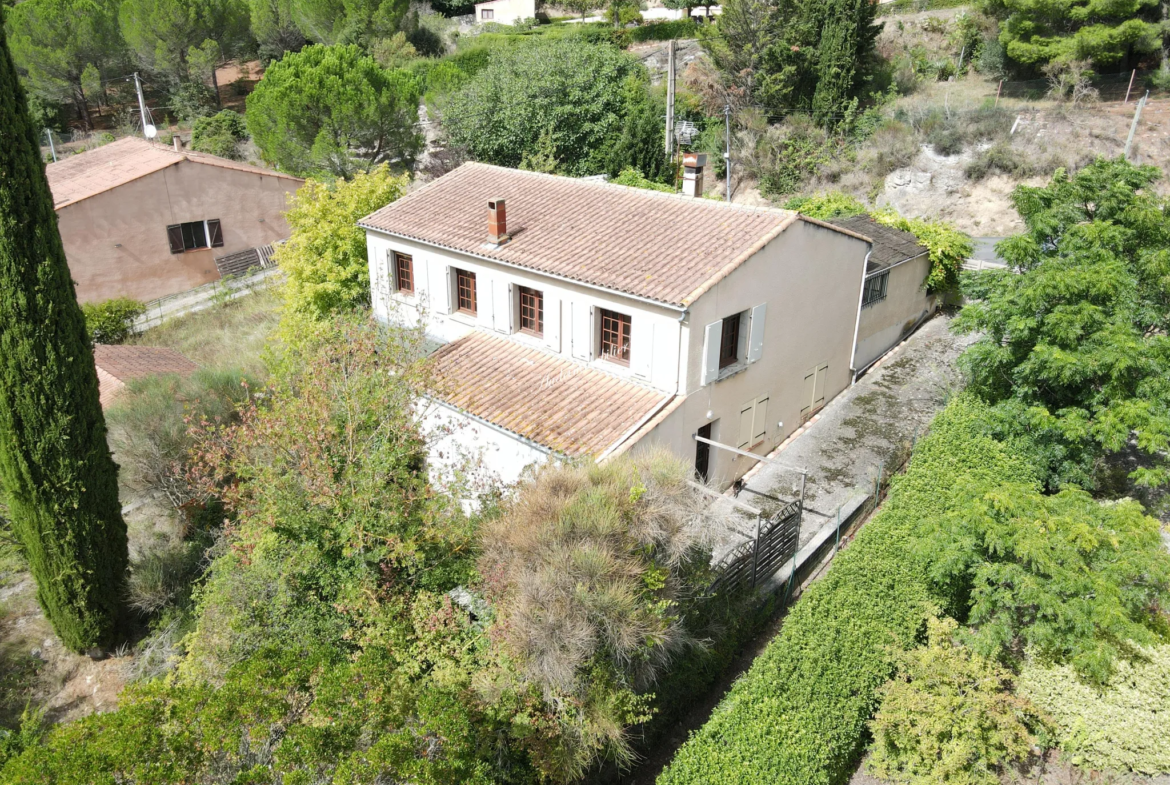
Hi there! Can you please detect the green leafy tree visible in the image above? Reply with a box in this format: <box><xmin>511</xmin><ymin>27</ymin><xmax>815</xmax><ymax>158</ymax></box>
<box><xmin>277</xmin><ymin>165</ymin><xmax>409</xmax><ymax>320</ymax></box>
<box><xmin>444</xmin><ymin>37</ymin><xmax>641</xmax><ymax>176</ymax></box>
<box><xmin>0</xmin><ymin>25</ymin><xmax>128</xmax><ymax>652</ymax></box>
<box><xmin>918</xmin><ymin>480</ymin><xmax>1170</xmax><ymax>685</ymax></box>
<box><xmin>247</xmin><ymin>0</ymin><xmax>306</xmax><ymax>61</ymax></box>
<box><xmin>4</xmin><ymin>0</ymin><xmax>126</xmax><ymax>131</ymax></box>
<box><xmin>868</xmin><ymin>617</ymin><xmax>1043</xmax><ymax>785</ymax></box>
<box><xmin>291</xmin><ymin>0</ymin><xmax>408</xmax><ymax>47</ymax></box>
<box><xmin>605</xmin><ymin>83</ymin><xmax>671</xmax><ymax>183</ymax></box>
<box><xmin>954</xmin><ymin>158</ymin><xmax>1170</xmax><ymax>490</ymax></box>
<box><xmin>246</xmin><ymin>44</ymin><xmax>423</xmax><ymax>178</ymax></box>
<box><xmin>980</xmin><ymin>0</ymin><xmax>1160</xmax><ymax>68</ymax></box>
<box><xmin>190</xmin><ymin>108</ymin><xmax>248</xmax><ymax>158</ymax></box>
<box><xmin>118</xmin><ymin>0</ymin><xmax>250</xmax><ymax>84</ymax></box>
<box><xmin>80</xmin><ymin>297</ymin><xmax>145</xmax><ymax>344</ymax></box>
<box><xmin>186</xmin><ymin>38</ymin><xmax>223</xmax><ymax>106</ymax></box>
<box><xmin>703</xmin><ymin>0</ymin><xmax>881</xmax><ymax>125</ymax></box>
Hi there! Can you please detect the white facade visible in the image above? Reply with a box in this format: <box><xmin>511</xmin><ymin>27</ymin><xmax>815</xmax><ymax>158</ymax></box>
<box><xmin>367</xmin><ymin>214</ymin><xmax>875</xmax><ymax>489</ymax></box>
<box><xmin>473</xmin><ymin>0</ymin><xmax>536</xmax><ymax>24</ymax></box>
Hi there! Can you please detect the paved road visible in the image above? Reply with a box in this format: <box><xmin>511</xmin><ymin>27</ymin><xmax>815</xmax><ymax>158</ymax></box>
<box><xmin>732</xmin><ymin>314</ymin><xmax>975</xmax><ymax>553</ymax></box>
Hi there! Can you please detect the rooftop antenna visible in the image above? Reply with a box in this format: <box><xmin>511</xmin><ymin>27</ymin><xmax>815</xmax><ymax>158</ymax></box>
<box><xmin>133</xmin><ymin>73</ymin><xmax>157</xmax><ymax>139</ymax></box>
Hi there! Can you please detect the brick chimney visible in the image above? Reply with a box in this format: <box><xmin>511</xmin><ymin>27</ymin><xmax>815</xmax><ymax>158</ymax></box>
<box><xmin>682</xmin><ymin>152</ymin><xmax>707</xmax><ymax>197</ymax></box>
<box><xmin>488</xmin><ymin>198</ymin><xmax>508</xmax><ymax>245</ymax></box>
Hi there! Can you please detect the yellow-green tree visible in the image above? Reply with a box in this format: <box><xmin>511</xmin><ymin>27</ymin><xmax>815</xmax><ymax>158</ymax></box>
<box><xmin>277</xmin><ymin>165</ymin><xmax>409</xmax><ymax>321</ymax></box>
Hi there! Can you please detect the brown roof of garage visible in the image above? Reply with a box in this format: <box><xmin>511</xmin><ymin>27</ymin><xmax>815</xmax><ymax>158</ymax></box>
<box><xmin>828</xmin><ymin>215</ymin><xmax>928</xmax><ymax>274</ymax></box>
<box><xmin>94</xmin><ymin>344</ymin><xmax>199</xmax><ymax>409</ymax></box>
<box><xmin>46</xmin><ymin>136</ymin><xmax>301</xmax><ymax>209</ymax></box>
<box><xmin>360</xmin><ymin>163</ymin><xmax>863</xmax><ymax>307</ymax></box>
<box><xmin>429</xmin><ymin>331</ymin><xmax>672</xmax><ymax>458</ymax></box>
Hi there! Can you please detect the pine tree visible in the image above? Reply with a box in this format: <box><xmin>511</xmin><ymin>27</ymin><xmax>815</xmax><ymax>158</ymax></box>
<box><xmin>0</xmin><ymin>24</ymin><xmax>128</xmax><ymax>653</ymax></box>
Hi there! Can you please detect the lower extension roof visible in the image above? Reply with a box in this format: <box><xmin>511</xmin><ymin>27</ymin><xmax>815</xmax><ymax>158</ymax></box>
<box><xmin>428</xmin><ymin>331</ymin><xmax>672</xmax><ymax>458</ymax></box>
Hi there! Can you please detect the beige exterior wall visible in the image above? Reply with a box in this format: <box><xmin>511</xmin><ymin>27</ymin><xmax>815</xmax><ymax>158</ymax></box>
<box><xmin>853</xmin><ymin>253</ymin><xmax>935</xmax><ymax>372</ymax></box>
<box><xmin>57</xmin><ymin>160</ymin><xmax>300</xmax><ymax>304</ymax></box>
<box><xmin>635</xmin><ymin>220</ymin><xmax>869</xmax><ymax>487</ymax></box>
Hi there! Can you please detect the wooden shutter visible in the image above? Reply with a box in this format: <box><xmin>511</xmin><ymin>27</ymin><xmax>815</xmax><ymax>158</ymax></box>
<box><xmin>445</xmin><ymin>266</ymin><xmax>455</xmax><ymax>314</ymax></box>
<box><xmin>207</xmin><ymin>219</ymin><xmax>224</xmax><ymax>247</ymax></box>
<box><xmin>166</xmin><ymin>224</ymin><xmax>184</xmax><ymax>254</ymax></box>
<box><xmin>801</xmin><ymin>366</ymin><xmax>816</xmax><ymax>421</ymax></box>
<box><xmin>747</xmin><ymin>304</ymin><xmax>767</xmax><ymax>363</ymax></box>
<box><xmin>701</xmin><ymin>320</ymin><xmax>722</xmax><ymax>386</ymax></box>
<box><xmin>737</xmin><ymin>401</ymin><xmax>755</xmax><ymax>449</ymax></box>
<box><xmin>545</xmin><ymin>297</ymin><xmax>561</xmax><ymax>352</ymax></box>
<box><xmin>631</xmin><ymin>320</ymin><xmax>653</xmax><ymax>379</ymax></box>
<box><xmin>479</xmin><ymin>275</ymin><xmax>495</xmax><ymax>327</ymax></box>
<box><xmin>813</xmin><ymin>364</ymin><xmax>828</xmax><ymax>409</ymax></box>
<box><xmin>752</xmin><ymin>397</ymin><xmax>769</xmax><ymax>441</ymax></box>
<box><xmin>571</xmin><ymin>302</ymin><xmax>590</xmax><ymax>360</ymax></box>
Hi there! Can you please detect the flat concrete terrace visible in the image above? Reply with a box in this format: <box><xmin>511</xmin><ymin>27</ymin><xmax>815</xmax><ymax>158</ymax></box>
<box><xmin>710</xmin><ymin>314</ymin><xmax>975</xmax><ymax>561</ymax></box>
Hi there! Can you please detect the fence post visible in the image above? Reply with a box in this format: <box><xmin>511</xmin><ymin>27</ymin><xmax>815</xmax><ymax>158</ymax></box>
<box><xmin>876</xmin><ymin>465</ymin><xmax>884</xmax><ymax>501</ymax></box>
<box><xmin>994</xmin><ymin>80</ymin><xmax>1003</xmax><ymax>107</ymax></box>
<box><xmin>1124</xmin><ymin>69</ymin><xmax>1136</xmax><ymax>104</ymax></box>
<box><xmin>751</xmin><ymin>512</ymin><xmax>762</xmax><ymax>586</ymax></box>
<box><xmin>1125</xmin><ymin>92</ymin><xmax>1148</xmax><ymax>161</ymax></box>
<box><xmin>833</xmin><ymin>506</ymin><xmax>841</xmax><ymax>554</ymax></box>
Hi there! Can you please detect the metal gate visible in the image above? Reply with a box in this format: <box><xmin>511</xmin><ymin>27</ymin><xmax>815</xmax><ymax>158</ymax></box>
<box><xmin>710</xmin><ymin>498</ymin><xmax>802</xmax><ymax>595</ymax></box>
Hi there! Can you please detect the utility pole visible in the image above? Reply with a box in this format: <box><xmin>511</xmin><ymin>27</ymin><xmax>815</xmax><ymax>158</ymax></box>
<box><xmin>133</xmin><ymin>73</ymin><xmax>150</xmax><ymax>138</ymax></box>
<box><xmin>1125</xmin><ymin>91</ymin><xmax>1148</xmax><ymax>161</ymax></box>
<box><xmin>45</xmin><ymin>128</ymin><xmax>57</xmax><ymax>162</ymax></box>
<box><xmin>723</xmin><ymin>103</ymin><xmax>731</xmax><ymax>202</ymax></box>
<box><xmin>664</xmin><ymin>39</ymin><xmax>676</xmax><ymax>157</ymax></box>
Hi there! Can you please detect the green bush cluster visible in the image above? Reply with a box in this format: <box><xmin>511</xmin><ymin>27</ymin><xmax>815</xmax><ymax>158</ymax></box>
<box><xmin>1019</xmin><ymin>646</ymin><xmax>1170</xmax><ymax>774</ymax></box>
<box><xmin>190</xmin><ymin>109</ymin><xmax>248</xmax><ymax>160</ymax></box>
<box><xmin>868</xmin><ymin>617</ymin><xmax>1043</xmax><ymax>785</ymax></box>
<box><xmin>659</xmin><ymin>397</ymin><xmax>1034</xmax><ymax>785</ymax></box>
<box><xmin>80</xmin><ymin>296</ymin><xmax>145</xmax><ymax>344</ymax></box>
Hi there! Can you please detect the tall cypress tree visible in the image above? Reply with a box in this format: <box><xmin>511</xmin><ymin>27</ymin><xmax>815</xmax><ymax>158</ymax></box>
<box><xmin>0</xmin><ymin>24</ymin><xmax>128</xmax><ymax>652</ymax></box>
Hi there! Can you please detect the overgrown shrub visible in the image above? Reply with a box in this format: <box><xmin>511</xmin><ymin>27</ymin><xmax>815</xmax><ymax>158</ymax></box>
<box><xmin>783</xmin><ymin>190</ymin><xmax>867</xmax><ymax>219</ymax></box>
<box><xmin>479</xmin><ymin>451</ymin><xmax>726</xmax><ymax>781</ymax></box>
<box><xmin>868</xmin><ymin>616</ymin><xmax>1044</xmax><ymax>785</ymax></box>
<box><xmin>127</xmin><ymin>540</ymin><xmax>206</xmax><ymax>615</ymax></box>
<box><xmin>860</xmin><ymin>118</ymin><xmax>918</xmax><ymax>179</ymax></box>
<box><xmin>190</xmin><ymin>110</ymin><xmax>248</xmax><ymax>160</ymax></box>
<box><xmin>1019</xmin><ymin>645</ymin><xmax>1170</xmax><ymax>774</ymax></box>
<box><xmin>81</xmin><ymin>297</ymin><xmax>145</xmax><ymax>344</ymax></box>
<box><xmin>612</xmin><ymin>166</ymin><xmax>675</xmax><ymax>193</ymax></box>
<box><xmin>751</xmin><ymin>115</ymin><xmax>841</xmax><ymax>198</ymax></box>
<box><xmin>627</xmin><ymin>19</ymin><xmax>697</xmax><ymax>42</ymax></box>
<box><xmin>658</xmin><ymin>397</ymin><xmax>1035</xmax><ymax>785</ymax></box>
<box><xmin>106</xmin><ymin>368</ymin><xmax>253</xmax><ymax>510</ymax></box>
<box><xmin>872</xmin><ymin>211</ymin><xmax>972</xmax><ymax>292</ymax></box>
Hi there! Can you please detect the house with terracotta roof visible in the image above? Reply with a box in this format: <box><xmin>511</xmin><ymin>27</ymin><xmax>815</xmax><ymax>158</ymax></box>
<box><xmin>361</xmin><ymin>162</ymin><xmax>936</xmax><ymax>489</ymax></box>
<box><xmin>46</xmin><ymin>136</ymin><xmax>303</xmax><ymax>304</ymax></box>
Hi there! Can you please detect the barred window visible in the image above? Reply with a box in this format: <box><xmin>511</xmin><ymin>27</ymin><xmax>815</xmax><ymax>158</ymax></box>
<box><xmin>519</xmin><ymin>286</ymin><xmax>543</xmax><ymax>336</ymax></box>
<box><xmin>395</xmin><ymin>252</ymin><xmax>414</xmax><ymax>294</ymax></box>
<box><xmin>862</xmin><ymin>270</ymin><xmax>888</xmax><ymax>307</ymax></box>
<box><xmin>600</xmin><ymin>309</ymin><xmax>631</xmax><ymax>365</ymax></box>
<box><xmin>456</xmin><ymin>268</ymin><xmax>477</xmax><ymax>314</ymax></box>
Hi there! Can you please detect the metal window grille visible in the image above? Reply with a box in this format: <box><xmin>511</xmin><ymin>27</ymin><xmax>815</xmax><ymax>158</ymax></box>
<box><xmin>456</xmin><ymin>268</ymin><xmax>477</xmax><ymax>314</ymax></box>
<box><xmin>519</xmin><ymin>286</ymin><xmax>543</xmax><ymax>335</ymax></box>
<box><xmin>395</xmin><ymin>253</ymin><xmax>414</xmax><ymax>293</ymax></box>
<box><xmin>862</xmin><ymin>271</ymin><xmax>888</xmax><ymax>307</ymax></box>
<box><xmin>600</xmin><ymin>309</ymin><xmax>631</xmax><ymax>365</ymax></box>
<box><xmin>719</xmin><ymin>313</ymin><xmax>740</xmax><ymax>368</ymax></box>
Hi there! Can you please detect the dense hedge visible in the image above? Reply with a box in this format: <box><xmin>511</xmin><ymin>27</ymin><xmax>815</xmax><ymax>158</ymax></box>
<box><xmin>657</xmin><ymin>397</ymin><xmax>1036</xmax><ymax>785</ymax></box>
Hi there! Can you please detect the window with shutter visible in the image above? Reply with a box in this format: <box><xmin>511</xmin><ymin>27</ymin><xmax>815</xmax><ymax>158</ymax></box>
<box><xmin>737</xmin><ymin>401</ymin><xmax>755</xmax><ymax>449</ymax></box>
<box><xmin>207</xmin><ymin>219</ymin><xmax>224</xmax><ymax>247</ymax></box>
<box><xmin>719</xmin><ymin>313</ymin><xmax>741</xmax><ymax>368</ymax></box>
<box><xmin>752</xmin><ymin>397</ymin><xmax>768</xmax><ymax>441</ymax></box>
<box><xmin>519</xmin><ymin>287</ymin><xmax>543</xmax><ymax>336</ymax></box>
<box><xmin>599</xmin><ymin>309</ymin><xmax>631</xmax><ymax>365</ymax></box>
<box><xmin>456</xmin><ymin>268</ymin><xmax>477</xmax><ymax>314</ymax></box>
<box><xmin>394</xmin><ymin>252</ymin><xmax>414</xmax><ymax>293</ymax></box>
<box><xmin>168</xmin><ymin>221</ymin><xmax>211</xmax><ymax>252</ymax></box>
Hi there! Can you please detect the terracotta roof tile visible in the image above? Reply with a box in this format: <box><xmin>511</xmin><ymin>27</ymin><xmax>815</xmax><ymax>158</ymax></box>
<box><xmin>829</xmin><ymin>215</ymin><xmax>927</xmax><ymax>273</ymax></box>
<box><xmin>429</xmin><ymin>332</ymin><xmax>671</xmax><ymax>458</ymax></box>
<box><xmin>360</xmin><ymin>163</ymin><xmax>807</xmax><ymax>307</ymax></box>
<box><xmin>93</xmin><ymin>345</ymin><xmax>200</xmax><ymax>408</ymax></box>
<box><xmin>47</xmin><ymin>137</ymin><xmax>301</xmax><ymax>209</ymax></box>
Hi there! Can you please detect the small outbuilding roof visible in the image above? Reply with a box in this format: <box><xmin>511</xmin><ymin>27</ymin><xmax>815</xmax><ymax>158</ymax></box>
<box><xmin>828</xmin><ymin>215</ymin><xmax>928</xmax><ymax>275</ymax></box>
<box><xmin>429</xmin><ymin>331</ymin><xmax>672</xmax><ymax>458</ymax></box>
<box><xmin>46</xmin><ymin>136</ymin><xmax>301</xmax><ymax>209</ymax></box>
<box><xmin>94</xmin><ymin>344</ymin><xmax>199</xmax><ymax>409</ymax></box>
<box><xmin>360</xmin><ymin>163</ymin><xmax>868</xmax><ymax>308</ymax></box>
